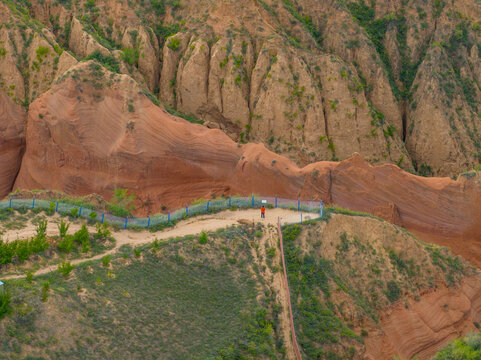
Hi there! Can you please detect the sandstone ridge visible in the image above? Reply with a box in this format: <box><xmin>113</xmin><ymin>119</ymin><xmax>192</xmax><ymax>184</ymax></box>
<box><xmin>4</xmin><ymin>62</ymin><xmax>479</xmax><ymax>259</ymax></box>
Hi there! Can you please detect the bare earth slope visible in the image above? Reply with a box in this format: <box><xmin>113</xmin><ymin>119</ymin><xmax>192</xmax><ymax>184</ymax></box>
<box><xmin>11</xmin><ymin>62</ymin><xmax>481</xmax><ymax>257</ymax></box>
<box><xmin>0</xmin><ymin>91</ymin><xmax>25</xmax><ymax>198</ymax></box>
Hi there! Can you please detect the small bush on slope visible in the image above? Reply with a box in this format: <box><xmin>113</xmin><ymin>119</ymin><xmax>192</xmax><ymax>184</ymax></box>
<box><xmin>431</xmin><ymin>332</ymin><xmax>481</xmax><ymax>359</ymax></box>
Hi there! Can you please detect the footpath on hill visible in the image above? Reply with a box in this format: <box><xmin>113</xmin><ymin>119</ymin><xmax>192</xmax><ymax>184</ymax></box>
<box><xmin>1</xmin><ymin>208</ymin><xmax>316</xmax><ymax>280</ymax></box>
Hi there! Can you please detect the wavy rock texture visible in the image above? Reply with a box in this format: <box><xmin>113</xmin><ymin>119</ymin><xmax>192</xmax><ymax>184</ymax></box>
<box><xmin>366</xmin><ymin>276</ymin><xmax>481</xmax><ymax>360</ymax></box>
<box><xmin>0</xmin><ymin>91</ymin><xmax>25</xmax><ymax>198</ymax></box>
<box><xmin>13</xmin><ymin>63</ymin><xmax>481</xmax><ymax>252</ymax></box>
<box><xmin>4</xmin><ymin>0</ymin><xmax>481</xmax><ymax>175</ymax></box>
<box><xmin>289</xmin><ymin>214</ymin><xmax>481</xmax><ymax>360</ymax></box>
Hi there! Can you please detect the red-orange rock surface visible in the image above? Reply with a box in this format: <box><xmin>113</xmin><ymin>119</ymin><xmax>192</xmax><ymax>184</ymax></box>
<box><xmin>13</xmin><ymin>63</ymin><xmax>481</xmax><ymax>257</ymax></box>
<box><xmin>0</xmin><ymin>91</ymin><xmax>25</xmax><ymax>198</ymax></box>
<box><xmin>365</xmin><ymin>276</ymin><xmax>481</xmax><ymax>360</ymax></box>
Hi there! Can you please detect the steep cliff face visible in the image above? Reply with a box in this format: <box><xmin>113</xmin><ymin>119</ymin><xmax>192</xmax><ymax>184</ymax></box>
<box><xmin>4</xmin><ymin>0</ymin><xmax>481</xmax><ymax>176</ymax></box>
<box><xmin>282</xmin><ymin>215</ymin><xmax>481</xmax><ymax>360</ymax></box>
<box><xmin>12</xmin><ymin>62</ymin><xmax>481</xmax><ymax>252</ymax></box>
<box><xmin>0</xmin><ymin>91</ymin><xmax>25</xmax><ymax>198</ymax></box>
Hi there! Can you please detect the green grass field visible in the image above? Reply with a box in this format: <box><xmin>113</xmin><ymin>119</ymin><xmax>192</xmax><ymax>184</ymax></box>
<box><xmin>0</xmin><ymin>225</ymin><xmax>284</xmax><ymax>359</ymax></box>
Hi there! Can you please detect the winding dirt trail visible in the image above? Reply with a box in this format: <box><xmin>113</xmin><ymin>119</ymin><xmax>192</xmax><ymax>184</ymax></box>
<box><xmin>1</xmin><ymin>208</ymin><xmax>316</xmax><ymax>280</ymax></box>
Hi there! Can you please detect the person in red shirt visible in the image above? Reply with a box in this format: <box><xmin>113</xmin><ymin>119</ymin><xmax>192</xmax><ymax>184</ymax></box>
<box><xmin>260</xmin><ymin>205</ymin><xmax>265</xmax><ymax>218</ymax></box>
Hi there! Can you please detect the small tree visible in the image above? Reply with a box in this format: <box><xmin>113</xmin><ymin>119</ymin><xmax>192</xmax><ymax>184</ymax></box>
<box><xmin>57</xmin><ymin>235</ymin><xmax>74</xmax><ymax>253</ymax></box>
<box><xmin>58</xmin><ymin>261</ymin><xmax>74</xmax><ymax>278</ymax></box>
<box><xmin>199</xmin><ymin>231</ymin><xmax>208</xmax><ymax>244</ymax></box>
<box><xmin>101</xmin><ymin>255</ymin><xmax>111</xmax><ymax>267</ymax></box>
<box><xmin>0</xmin><ymin>291</ymin><xmax>11</xmax><ymax>319</ymax></box>
<box><xmin>73</xmin><ymin>225</ymin><xmax>90</xmax><ymax>253</ymax></box>
<box><xmin>58</xmin><ymin>219</ymin><xmax>70</xmax><ymax>238</ymax></box>
<box><xmin>108</xmin><ymin>188</ymin><xmax>136</xmax><ymax>217</ymax></box>
<box><xmin>70</xmin><ymin>208</ymin><xmax>79</xmax><ymax>218</ymax></box>
<box><xmin>15</xmin><ymin>240</ymin><xmax>30</xmax><ymax>262</ymax></box>
<box><xmin>36</xmin><ymin>220</ymin><xmax>48</xmax><ymax>239</ymax></box>
<box><xmin>41</xmin><ymin>281</ymin><xmax>50</xmax><ymax>302</ymax></box>
<box><xmin>95</xmin><ymin>223</ymin><xmax>111</xmax><ymax>239</ymax></box>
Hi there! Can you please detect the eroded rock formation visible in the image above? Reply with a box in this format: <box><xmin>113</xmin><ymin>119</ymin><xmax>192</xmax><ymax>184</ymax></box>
<box><xmin>0</xmin><ymin>91</ymin><xmax>25</xmax><ymax>198</ymax></box>
<box><xmin>12</xmin><ymin>63</ymin><xmax>481</xmax><ymax>253</ymax></box>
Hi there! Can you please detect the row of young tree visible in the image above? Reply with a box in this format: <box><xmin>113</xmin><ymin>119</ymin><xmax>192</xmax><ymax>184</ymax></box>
<box><xmin>0</xmin><ymin>219</ymin><xmax>111</xmax><ymax>265</ymax></box>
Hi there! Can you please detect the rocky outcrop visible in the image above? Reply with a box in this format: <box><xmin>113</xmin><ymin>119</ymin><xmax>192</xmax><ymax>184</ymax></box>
<box><xmin>13</xmin><ymin>63</ymin><xmax>481</xmax><ymax>251</ymax></box>
<box><xmin>366</xmin><ymin>276</ymin><xmax>481</xmax><ymax>360</ymax></box>
<box><xmin>0</xmin><ymin>91</ymin><xmax>26</xmax><ymax>198</ymax></box>
<box><xmin>68</xmin><ymin>17</ymin><xmax>110</xmax><ymax>58</ymax></box>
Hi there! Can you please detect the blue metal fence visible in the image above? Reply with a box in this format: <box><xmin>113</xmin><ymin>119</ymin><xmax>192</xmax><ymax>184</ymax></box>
<box><xmin>0</xmin><ymin>196</ymin><xmax>324</xmax><ymax>229</ymax></box>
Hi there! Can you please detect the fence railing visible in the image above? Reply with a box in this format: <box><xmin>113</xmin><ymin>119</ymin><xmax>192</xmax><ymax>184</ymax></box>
<box><xmin>0</xmin><ymin>196</ymin><xmax>324</xmax><ymax>230</ymax></box>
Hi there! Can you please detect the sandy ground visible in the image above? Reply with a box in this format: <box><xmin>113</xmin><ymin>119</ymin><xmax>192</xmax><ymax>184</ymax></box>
<box><xmin>1</xmin><ymin>208</ymin><xmax>316</xmax><ymax>280</ymax></box>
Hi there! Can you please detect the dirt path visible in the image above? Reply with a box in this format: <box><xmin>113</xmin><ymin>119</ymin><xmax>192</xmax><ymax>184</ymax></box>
<box><xmin>1</xmin><ymin>208</ymin><xmax>316</xmax><ymax>280</ymax></box>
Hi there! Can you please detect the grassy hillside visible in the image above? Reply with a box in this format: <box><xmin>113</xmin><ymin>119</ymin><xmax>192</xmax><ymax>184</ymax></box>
<box><xmin>282</xmin><ymin>214</ymin><xmax>471</xmax><ymax>359</ymax></box>
<box><xmin>0</xmin><ymin>224</ymin><xmax>285</xmax><ymax>360</ymax></box>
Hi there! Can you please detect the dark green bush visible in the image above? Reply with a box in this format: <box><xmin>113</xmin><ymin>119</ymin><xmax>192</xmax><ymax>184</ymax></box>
<box><xmin>0</xmin><ymin>291</ymin><xmax>11</xmax><ymax>319</ymax></box>
<box><xmin>199</xmin><ymin>231</ymin><xmax>208</xmax><ymax>244</ymax></box>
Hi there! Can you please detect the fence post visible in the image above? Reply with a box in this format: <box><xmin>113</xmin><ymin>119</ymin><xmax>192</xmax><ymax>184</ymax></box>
<box><xmin>320</xmin><ymin>200</ymin><xmax>324</xmax><ymax>217</ymax></box>
<box><xmin>207</xmin><ymin>200</ymin><xmax>210</xmax><ymax>212</ymax></box>
<box><xmin>186</xmin><ymin>206</ymin><xmax>189</xmax><ymax>215</ymax></box>
<box><xmin>55</xmin><ymin>201</ymin><xmax>59</xmax><ymax>212</ymax></box>
<box><xmin>252</xmin><ymin>195</ymin><xmax>254</xmax><ymax>207</ymax></box>
<box><xmin>168</xmin><ymin>212</ymin><xmax>170</xmax><ymax>222</ymax></box>
<box><xmin>229</xmin><ymin>197</ymin><xmax>231</xmax><ymax>207</ymax></box>
<box><xmin>275</xmin><ymin>196</ymin><xmax>277</xmax><ymax>208</ymax></box>
<box><xmin>147</xmin><ymin>217</ymin><xmax>150</xmax><ymax>227</ymax></box>
<box><xmin>301</xmin><ymin>213</ymin><xmax>303</xmax><ymax>224</ymax></box>
<box><xmin>79</xmin><ymin>206</ymin><xmax>82</xmax><ymax>217</ymax></box>
<box><xmin>101</xmin><ymin>213</ymin><xmax>104</xmax><ymax>224</ymax></box>
<box><xmin>297</xmin><ymin>200</ymin><xmax>300</xmax><ymax>212</ymax></box>
<box><xmin>9</xmin><ymin>197</ymin><xmax>11</xmax><ymax>209</ymax></box>
<box><xmin>124</xmin><ymin>217</ymin><xmax>128</xmax><ymax>230</ymax></box>
<box><xmin>32</xmin><ymin>197</ymin><xmax>35</xmax><ymax>209</ymax></box>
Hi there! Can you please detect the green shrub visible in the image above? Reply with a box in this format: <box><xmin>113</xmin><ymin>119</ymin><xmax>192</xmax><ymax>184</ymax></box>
<box><xmin>95</xmin><ymin>223</ymin><xmax>111</xmax><ymax>239</ymax></box>
<box><xmin>101</xmin><ymin>255</ymin><xmax>111</xmax><ymax>267</ymax></box>
<box><xmin>41</xmin><ymin>281</ymin><xmax>50</xmax><ymax>302</ymax></box>
<box><xmin>154</xmin><ymin>22</ymin><xmax>180</xmax><ymax>40</ymax></box>
<box><xmin>70</xmin><ymin>208</ymin><xmax>79</xmax><ymax>218</ymax></box>
<box><xmin>86</xmin><ymin>50</ymin><xmax>120</xmax><ymax>73</ymax></box>
<box><xmin>36</xmin><ymin>220</ymin><xmax>48</xmax><ymax>239</ymax></box>
<box><xmin>134</xmin><ymin>248</ymin><xmax>142</xmax><ymax>257</ymax></box>
<box><xmin>89</xmin><ymin>211</ymin><xmax>98</xmax><ymax>222</ymax></box>
<box><xmin>46</xmin><ymin>202</ymin><xmax>56</xmax><ymax>215</ymax></box>
<box><xmin>199</xmin><ymin>231</ymin><xmax>208</xmax><ymax>244</ymax></box>
<box><xmin>385</xmin><ymin>280</ymin><xmax>401</xmax><ymax>302</ymax></box>
<box><xmin>121</xmin><ymin>47</ymin><xmax>139</xmax><ymax>66</ymax></box>
<box><xmin>432</xmin><ymin>332</ymin><xmax>481</xmax><ymax>359</ymax></box>
<box><xmin>167</xmin><ymin>37</ymin><xmax>180</xmax><ymax>50</ymax></box>
<box><xmin>108</xmin><ymin>188</ymin><xmax>136</xmax><ymax>217</ymax></box>
<box><xmin>0</xmin><ymin>239</ymin><xmax>17</xmax><ymax>264</ymax></box>
<box><xmin>58</xmin><ymin>218</ymin><xmax>70</xmax><ymax>238</ymax></box>
<box><xmin>73</xmin><ymin>225</ymin><xmax>89</xmax><ymax>245</ymax></box>
<box><xmin>26</xmin><ymin>271</ymin><xmax>34</xmax><ymax>283</ymax></box>
<box><xmin>15</xmin><ymin>240</ymin><xmax>30</xmax><ymax>262</ymax></box>
<box><xmin>151</xmin><ymin>0</ymin><xmax>166</xmax><ymax>15</ymax></box>
<box><xmin>57</xmin><ymin>235</ymin><xmax>74</xmax><ymax>253</ymax></box>
<box><xmin>0</xmin><ymin>291</ymin><xmax>11</xmax><ymax>319</ymax></box>
<box><xmin>58</xmin><ymin>261</ymin><xmax>74</xmax><ymax>277</ymax></box>
<box><xmin>29</xmin><ymin>234</ymin><xmax>49</xmax><ymax>254</ymax></box>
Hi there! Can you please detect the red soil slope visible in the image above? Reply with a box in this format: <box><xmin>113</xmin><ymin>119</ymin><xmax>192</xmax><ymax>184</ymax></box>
<box><xmin>10</xmin><ymin>62</ymin><xmax>481</xmax><ymax>256</ymax></box>
<box><xmin>365</xmin><ymin>275</ymin><xmax>481</xmax><ymax>360</ymax></box>
<box><xmin>0</xmin><ymin>91</ymin><xmax>25</xmax><ymax>198</ymax></box>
